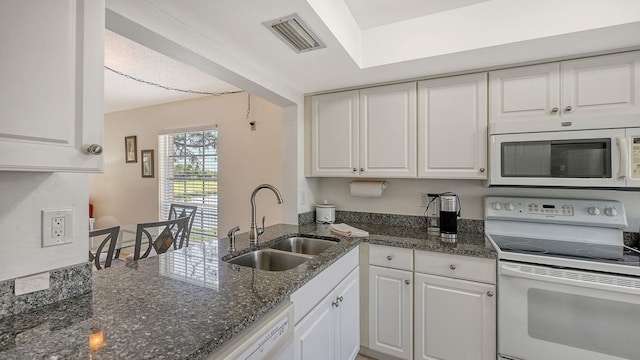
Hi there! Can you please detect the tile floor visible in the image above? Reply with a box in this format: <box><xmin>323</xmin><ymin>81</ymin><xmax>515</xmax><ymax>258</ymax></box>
<box><xmin>356</xmin><ymin>354</ymin><xmax>376</xmax><ymax>360</ymax></box>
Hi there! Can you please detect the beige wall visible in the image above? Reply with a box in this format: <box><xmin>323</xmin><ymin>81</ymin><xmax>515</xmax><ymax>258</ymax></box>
<box><xmin>89</xmin><ymin>93</ymin><xmax>289</xmax><ymax>237</ymax></box>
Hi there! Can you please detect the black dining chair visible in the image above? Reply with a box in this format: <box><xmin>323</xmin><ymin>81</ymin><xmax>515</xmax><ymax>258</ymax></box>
<box><xmin>168</xmin><ymin>203</ymin><xmax>197</xmax><ymax>246</ymax></box>
<box><xmin>131</xmin><ymin>216</ymin><xmax>190</xmax><ymax>261</ymax></box>
<box><xmin>89</xmin><ymin>226</ymin><xmax>120</xmax><ymax>270</ymax></box>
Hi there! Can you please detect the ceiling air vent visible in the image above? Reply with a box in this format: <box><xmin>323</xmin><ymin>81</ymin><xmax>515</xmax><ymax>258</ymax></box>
<box><xmin>264</xmin><ymin>14</ymin><xmax>325</xmax><ymax>53</ymax></box>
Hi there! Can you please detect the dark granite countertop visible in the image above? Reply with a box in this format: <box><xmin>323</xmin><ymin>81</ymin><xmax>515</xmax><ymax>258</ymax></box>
<box><xmin>0</xmin><ymin>222</ymin><xmax>493</xmax><ymax>359</ymax></box>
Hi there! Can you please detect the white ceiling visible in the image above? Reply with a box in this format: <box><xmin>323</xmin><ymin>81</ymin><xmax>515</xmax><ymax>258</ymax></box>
<box><xmin>104</xmin><ymin>30</ymin><xmax>240</xmax><ymax>113</ymax></box>
<box><xmin>344</xmin><ymin>0</ymin><xmax>489</xmax><ymax>29</ymax></box>
<box><xmin>104</xmin><ymin>0</ymin><xmax>640</xmax><ymax>111</ymax></box>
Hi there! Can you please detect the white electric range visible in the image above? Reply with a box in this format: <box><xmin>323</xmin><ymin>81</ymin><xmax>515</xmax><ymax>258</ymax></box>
<box><xmin>484</xmin><ymin>196</ymin><xmax>640</xmax><ymax>360</ymax></box>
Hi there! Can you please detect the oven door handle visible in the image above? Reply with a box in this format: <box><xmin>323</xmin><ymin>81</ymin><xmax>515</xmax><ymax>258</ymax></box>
<box><xmin>500</xmin><ymin>264</ymin><xmax>640</xmax><ymax>296</ymax></box>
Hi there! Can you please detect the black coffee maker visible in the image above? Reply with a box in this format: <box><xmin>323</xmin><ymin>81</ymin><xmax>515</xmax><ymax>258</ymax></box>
<box><xmin>439</xmin><ymin>193</ymin><xmax>461</xmax><ymax>243</ymax></box>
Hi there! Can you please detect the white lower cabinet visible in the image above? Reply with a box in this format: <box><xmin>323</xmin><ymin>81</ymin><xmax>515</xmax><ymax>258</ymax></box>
<box><xmin>294</xmin><ymin>267</ymin><xmax>359</xmax><ymax>360</ymax></box>
<box><xmin>414</xmin><ymin>251</ymin><xmax>496</xmax><ymax>360</ymax></box>
<box><xmin>368</xmin><ymin>265</ymin><xmax>413</xmax><ymax>359</ymax></box>
<box><xmin>336</xmin><ymin>268</ymin><xmax>360</xmax><ymax>360</ymax></box>
<box><xmin>414</xmin><ymin>273</ymin><xmax>496</xmax><ymax>360</ymax></box>
<box><xmin>291</xmin><ymin>247</ymin><xmax>360</xmax><ymax>360</ymax></box>
<box><xmin>294</xmin><ymin>291</ymin><xmax>336</xmax><ymax>360</ymax></box>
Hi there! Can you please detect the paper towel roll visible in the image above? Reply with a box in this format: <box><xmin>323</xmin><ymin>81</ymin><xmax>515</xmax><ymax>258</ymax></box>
<box><xmin>350</xmin><ymin>180</ymin><xmax>388</xmax><ymax>197</ymax></box>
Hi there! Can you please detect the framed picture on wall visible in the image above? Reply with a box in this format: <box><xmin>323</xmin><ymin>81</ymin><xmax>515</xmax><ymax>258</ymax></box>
<box><xmin>141</xmin><ymin>149</ymin><xmax>154</xmax><ymax>178</ymax></box>
<box><xmin>125</xmin><ymin>136</ymin><xmax>137</xmax><ymax>163</ymax></box>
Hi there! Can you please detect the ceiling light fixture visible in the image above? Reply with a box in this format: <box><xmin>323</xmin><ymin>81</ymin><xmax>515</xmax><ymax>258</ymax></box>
<box><xmin>264</xmin><ymin>14</ymin><xmax>325</xmax><ymax>53</ymax></box>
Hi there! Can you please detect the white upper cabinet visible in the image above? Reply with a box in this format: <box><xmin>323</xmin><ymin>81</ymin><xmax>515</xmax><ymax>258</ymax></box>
<box><xmin>489</xmin><ymin>63</ymin><xmax>560</xmax><ymax>125</ymax></box>
<box><xmin>0</xmin><ymin>0</ymin><xmax>104</xmax><ymax>172</ymax></box>
<box><xmin>359</xmin><ymin>83</ymin><xmax>417</xmax><ymax>178</ymax></box>
<box><xmin>310</xmin><ymin>83</ymin><xmax>417</xmax><ymax>178</ymax></box>
<box><xmin>418</xmin><ymin>73</ymin><xmax>488</xmax><ymax>179</ymax></box>
<box><xmin>561</xmin><ymin>51</ymin><xmax>640</xmax><ymax>120</ymax></box>
<box><xmin>310</xmin><ymin>91</ymin><xmax>359</xmax><ymax>177</ymax></box>
<box><xmin>490</xmin><ymin>51</ymin><xmax>640</xmax><ymax>132</ymax></box>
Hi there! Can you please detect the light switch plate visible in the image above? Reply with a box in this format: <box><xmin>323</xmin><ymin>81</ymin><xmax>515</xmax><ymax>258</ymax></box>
<box><xmin>42</xmin><ymin>209</ymin><xmax>73</xmax><ymax>247</ymax></box>
<box><xmin>15</xmin><ymin>272</ymin><xmax>50</xmax><ymax>295</ymax></box>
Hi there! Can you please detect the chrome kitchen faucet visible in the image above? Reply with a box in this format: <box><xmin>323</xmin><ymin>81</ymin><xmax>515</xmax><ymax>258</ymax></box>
<box><xmin>249</xmin><ymin>184</ymin><xmax>283</xmax><ymax>246</ymax></box>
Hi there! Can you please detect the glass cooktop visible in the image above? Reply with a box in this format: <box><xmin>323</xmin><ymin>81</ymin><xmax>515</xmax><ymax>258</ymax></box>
<box><xmin>489</xmin><ymin>234</ymin><xmax>640</xmax><ymax>266</ymax></box>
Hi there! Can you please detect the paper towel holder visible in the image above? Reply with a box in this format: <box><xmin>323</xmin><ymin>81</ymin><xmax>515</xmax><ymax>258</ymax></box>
<box><xmin>349</xmin><ymin>180</ymin><xmax>388</xmax><ymax>197</ymax></box>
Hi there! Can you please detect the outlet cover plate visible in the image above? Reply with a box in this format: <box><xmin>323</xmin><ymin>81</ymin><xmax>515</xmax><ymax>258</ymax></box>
<box><xmin>42</xmin><ymin>209</ymin><xmax>73</xmax><ymax>247</ymax></box>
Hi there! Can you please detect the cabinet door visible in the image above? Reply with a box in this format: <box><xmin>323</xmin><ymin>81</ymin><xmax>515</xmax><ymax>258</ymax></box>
<box><xmin>562</xmin><ymin>51</ymin><xmax>640</xmax><ymax>120</ymax></box>
<box><xmin>418</xmin><ymin>73</ymin><xmax>487</xmax><ymax>179</ymax></box>
<box><xmin>335</xmin><ymin>267</ymin><xmax>360</xmax><ymax>360</ymax></box>
<box><xmin>310</xmin><ymin>91</ymin><xmax>359</xmax><ymax>177</ymax></box>
<box><xmin>489</xmin><ymin>63</ymin><xmax>560</xmax><ymax>125</ymax></box>
<box><xmin>294</xmin><ymin>293</ymin><xmax>336</xmax><ymax>360</ymax></box>
<box><xmin>414</xmin><ymin>273</ymin><xmax>496</xmax><ymax>360</ymax></box>
<box><xmin>359</xmin><ymin>83</ymin><xmax>417</xmax><ymax>178</ymax></box>
<box><xmin>0</xmin><ymin>0</ymin><xmax>104</xmax><ymax>172</ymax></box>
<box><xmin>368</xmin><ymin>265</ymin><xmax>413</xmax><ymax>359</ymax></box>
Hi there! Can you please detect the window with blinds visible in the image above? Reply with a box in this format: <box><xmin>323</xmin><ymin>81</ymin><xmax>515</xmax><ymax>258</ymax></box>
<box><xmin>158</xmin><ymin>128</ymin><xmax>218</xmax><ymax>242</ymax></box>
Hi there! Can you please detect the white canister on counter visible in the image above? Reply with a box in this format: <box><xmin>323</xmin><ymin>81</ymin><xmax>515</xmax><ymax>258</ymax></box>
<box><xmin>316</xmin><ymin>201</ymin><xmax>336</xmax><ymax>223</ymax></box>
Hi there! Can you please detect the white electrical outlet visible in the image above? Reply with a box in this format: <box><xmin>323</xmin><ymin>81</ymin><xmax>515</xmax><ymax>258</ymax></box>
<box><xmin>15</xmin><ymin>272</ymin><xmax>50</xmax><ymax>295</ymax></box>
<box><xmin>42</xmin><ymin>209</ymin><xmax>73</xmax><ymax>247</ymax></box>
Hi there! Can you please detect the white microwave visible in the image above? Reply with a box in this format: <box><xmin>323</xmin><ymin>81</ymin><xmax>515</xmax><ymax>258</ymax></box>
<box><xmin>489</xmin><ymin>127</ymin><xmax>640</xmax><ymax>188</ymax></box>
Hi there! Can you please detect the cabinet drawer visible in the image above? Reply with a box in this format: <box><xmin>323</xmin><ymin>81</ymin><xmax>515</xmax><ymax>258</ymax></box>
<box><xmin>415</xmin><ymin>251</ymin><xmax>495</xmax><ymax>284</ymax></box>
<box><xmin>369</xmin><ymin>245</ymin><xmax>413</xmax><ymax>271</ymax></box>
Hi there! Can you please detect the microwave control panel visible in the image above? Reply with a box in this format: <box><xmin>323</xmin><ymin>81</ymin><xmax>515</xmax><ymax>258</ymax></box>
<box><xmin>632</xmin><ymin>136</ymin><xmax>640</xmax><ymax>180</ymax></box>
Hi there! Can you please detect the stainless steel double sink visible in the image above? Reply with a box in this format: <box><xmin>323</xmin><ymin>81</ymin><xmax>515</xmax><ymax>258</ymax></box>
<box><xmin>226</xmin><ymin>235</ymin><xmax>339</xmax><ymax>271</ymax></box>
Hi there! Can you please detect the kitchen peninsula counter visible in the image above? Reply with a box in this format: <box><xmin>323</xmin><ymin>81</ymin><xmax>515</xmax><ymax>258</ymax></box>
<box><xmin>0</xmin><ymin>223</ymin><xmax>493</xmax><ymax>359</ymax></box>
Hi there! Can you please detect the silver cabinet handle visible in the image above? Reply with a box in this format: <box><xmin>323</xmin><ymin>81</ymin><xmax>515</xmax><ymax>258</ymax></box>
<box><xmin>551</xmin><ymin>107</ymin><xmax>559</xmax><ymax>113</ymax></box>
<box><xmin>564</xmin><ymin>106</ymin><xmax>573</xmax><ymax>112</ymax></box>
<box><xmin>405</xmin><ymin>279</ymin><xmax>410</xmax><ymax>285</ymax></box>
<box><xmin>332</xmin><ymin>300</ymin><xmax>340</xmax><ymax>307</ymax></box>
<box><xmin>352</xmin><ymin>168</ymin><xmax>357</xmax><ymax>172</ymax></box>
<box><xmin>449</xmin><ymin>264</ymin><xmax>457</xmax><ymax>270</ymax></box>
<box><xmin>87</xmin><ymin>144</ymin><xmax>103</xmax><ymax>155</ymax></box>
<box><xmin>479</xmin><ymin>168</ymin><xmax>485</xmax><ymax>173</ymax></box>
<box><xmin>338</xmin><ymin>296</ymin><xmax>344</xmax><ymax>303</ymax></box>
<box><xmin>360</xmin><ymin>168</ymin><xmax>364</xmax><ymax>172</ymax></box>
<box><xmin>487</xmin><ymin>291</ymin><xmax>494</xmax><ymax>297</ymax></box>
<box><xmin>387</xmin><ymin>255</ymin><xmax>393</xmax><ymax>261</ymax></box>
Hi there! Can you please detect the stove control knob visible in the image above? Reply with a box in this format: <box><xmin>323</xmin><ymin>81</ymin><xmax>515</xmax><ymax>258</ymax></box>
<box><xmin>505</xmin><ymin>202</ymin><xmax>515</xmax><ymax>211</ymax></box>
<box><xmin>604</xmin><ymin>207</ymin><xmax>617</xmax><ymax>217</ymax></box>
<box><xmin>587</xmin><ymin>206</ymin><xmax>600</xmax><ymax>216</ymax></box>
<box><xmin>491</xmin><ymin>202</ymin><xmax>502</xmax><ymax>211</ymax></box>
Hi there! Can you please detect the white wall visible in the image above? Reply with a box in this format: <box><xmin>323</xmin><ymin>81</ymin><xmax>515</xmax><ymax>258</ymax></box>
<box><xmin>316</xmin><ymin>178</ymin><xmax>640</xmax><ymax>232</ymax></box>
<box><xmin>89</xmin><ymin>93</ymin><xmax>289</xmax><ymax>237</ymax></box>
<box><xmin>0</xmin><ymin>172</ymin><xmax>88</xmax><ymax>282</ymax></box>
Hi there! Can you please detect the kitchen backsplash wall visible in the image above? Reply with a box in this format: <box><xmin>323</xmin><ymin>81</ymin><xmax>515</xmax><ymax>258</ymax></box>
<box><xmin>0</xmin><ymin>262</ymin><xmax>91</xmax><ymax>321</ymax></box>
<box><xmin>0</xmin><ymin>172</ymin><xmax>90</xmax><ymax>282</ymax></box>
<box><xmin>299</xmin><ymin>210</ymin><xmax>484</xmax><ymax>234</ymax></box>
<box><xmin>314</xmin><ymin>178</ymin><xmax>640</xmax><ymax>235</ymax></box>
<box><xmin>298</xmin><ymin>210</ymin><xmax>638</xmax><ymax>247</ymax></box>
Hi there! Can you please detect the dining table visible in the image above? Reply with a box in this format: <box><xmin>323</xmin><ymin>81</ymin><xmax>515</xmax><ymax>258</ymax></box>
<box><xmin>89</xmin><ymin>224</ymin><xmax>144</xmax><ymax>260</ymax></box>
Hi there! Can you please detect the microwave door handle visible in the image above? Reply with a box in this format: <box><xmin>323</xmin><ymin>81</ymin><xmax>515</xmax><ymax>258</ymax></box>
<box><xmin>616</xmin><ymin>136</ymin><xmax>628</xmax><ymax>179</ymax></box>
<box><xmin>500</xmin><ymin>264</ymin><xmax>640</xmax><ymax>296</ymax></box>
